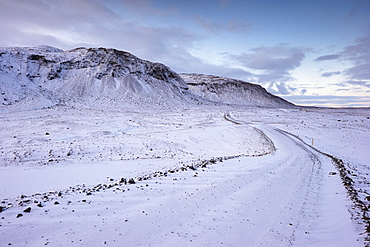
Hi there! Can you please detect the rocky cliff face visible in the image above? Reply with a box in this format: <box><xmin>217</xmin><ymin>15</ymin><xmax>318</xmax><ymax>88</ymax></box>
<box><xmin>0</xmin><ymin>46</ymin><xmax>201</xmax><ymax>109</ymax></box>
<box><xmin>180</xmin><ymin>73</ymin><xmax>294</xmax><ymax>107</ymax></box>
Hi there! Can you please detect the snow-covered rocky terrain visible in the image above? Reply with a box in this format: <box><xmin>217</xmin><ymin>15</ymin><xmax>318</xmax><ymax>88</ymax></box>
<box><xmin>0</xmin><ymin>46</ymin><xmax>203</xmax><ymax>111</ymax></box>
<box><xmin>180</xmin><ymin>73</ymin><xmax>293</xmax><ymax>107</ymax></box>
<box><xmin>1</xmin><ymin>46</ymin><xmax>370</xmax><ymax>246</ymax></box>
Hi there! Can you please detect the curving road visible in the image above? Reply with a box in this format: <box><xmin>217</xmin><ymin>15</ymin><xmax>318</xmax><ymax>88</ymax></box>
<box><xmin>117</xmin><ymin>123</ymin><xmax>359</xmax><ymax>246</ymax></box>
<box><xmin>0</xmin><ymin>116</ymin><xmax>360</xmax><ymax>246</ymax></box>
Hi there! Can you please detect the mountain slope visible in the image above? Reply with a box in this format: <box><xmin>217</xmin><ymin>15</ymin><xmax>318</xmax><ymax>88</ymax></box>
<box><xmin>0</xmin><ymin>46</ymin><xmax>202</xmax><ymax>109</ymax></box>
<box><xmin>0</xmin><ymin>46</ymin><xmax>294</xmax><ymax>110</ymax></box>
<box><xmin>180</xmin><ymin>73</ymin><xmax>294</xmax><ymax>107</ymax></box>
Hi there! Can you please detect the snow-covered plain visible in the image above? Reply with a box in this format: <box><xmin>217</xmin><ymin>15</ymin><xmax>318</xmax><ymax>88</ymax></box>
<box><xmin>1</xmin><ymin>105</ymin><xmax>369</xmax><ymax>246</ymax></box>
<box><xmin>1</xmin><ymin>46</ymin><xmax>370</xmax><ymax>246</ymax></box>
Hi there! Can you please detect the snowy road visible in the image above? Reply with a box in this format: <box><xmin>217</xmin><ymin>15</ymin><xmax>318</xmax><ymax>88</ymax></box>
<box><xmin>109</xmin><ymin>124</ymin><xmax>358</xmax><ymax>246</ymax></box>
<box><xmin>0</xmin><ymin>117</ymin><xmax>360</xmax><ymax>246</ymax></box>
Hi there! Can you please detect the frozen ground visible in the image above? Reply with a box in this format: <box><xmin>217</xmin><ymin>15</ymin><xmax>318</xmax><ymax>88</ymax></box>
<box><xmin>1</xmin><ymin>105</ymin><xmax>370</xmax><ymax>246</ymax></box>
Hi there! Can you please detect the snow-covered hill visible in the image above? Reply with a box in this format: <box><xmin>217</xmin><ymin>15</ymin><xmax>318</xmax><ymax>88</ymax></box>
<box><xmin>0</xmin><ymin>46</ymin><xmax>202</xmax><ymax>109</ymax></box>
<box><xmin>180</xmin><ymin>73</ymin><xmax>294</xmax><ymax>107</ymax></box>
<box><xmin>1</xmin><ymin>46</ymin><xmax>295</xmax><ymax>110</ymax></box>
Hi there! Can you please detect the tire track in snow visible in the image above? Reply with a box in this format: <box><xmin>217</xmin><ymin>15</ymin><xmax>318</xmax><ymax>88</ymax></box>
<box><xmin>110</xmin><ymin>123</ymin><xmax>357</xmax><ymax>246</ymax></box>
<box><xmin>226</xmin><ymin>112</ymin><xmax>360</xmax><ymax>245</ymax></box>
<box><xmin>275</xmin><ymin>127</ymin><xmax>370</xmax><ymax>244</ymax></box>
<box><xmin>0</xmin><ymin>114</ymin><xmax>360</xmax><ymax>246</ymax></box>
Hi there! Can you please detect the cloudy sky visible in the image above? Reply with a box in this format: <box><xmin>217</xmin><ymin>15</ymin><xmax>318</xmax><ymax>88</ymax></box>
<box><xmin>1</xmin><ymin>0</ymin><xmax>369</xmax><ymax>107</ymax></box>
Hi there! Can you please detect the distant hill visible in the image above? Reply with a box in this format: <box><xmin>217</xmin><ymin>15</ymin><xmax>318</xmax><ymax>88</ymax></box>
<box><xmin>180</xmin><ymin>73</ymin><xmax>294</xmax><ymax>107</ymax></box>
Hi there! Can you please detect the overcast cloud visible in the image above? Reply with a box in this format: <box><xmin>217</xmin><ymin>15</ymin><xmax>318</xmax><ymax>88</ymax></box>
<box><xmin>321</xmin><ymin>71</ymin><xmax>341</xmax><ymax>77</ymax></box>
<box><xmin>342</xmin><ymin>27</ymin><xmax>370</xmax><ymax>83</ymax></box>
<box><xmin>0</xmin><ymin>0</ymin><xmax>369</xmax><ymax>106</ymax></box>
<box><xmin>194</xmin><ymin>16</ymin><xmax>251</xmax><ymax>34</ymax></box>
<box><xmin>314</xmin><ymin>25</ymin><xmax>370</xmax><ymax>92</ymax></box>
<box><xmin>314</xmin><ymin>54</ymin><xmax>341</xmax><ymax>61</ymax></box>
<box><xmin>227</xmin><ymin>44</ymin><xmax>308</xmax><ymax>94</ymax></box>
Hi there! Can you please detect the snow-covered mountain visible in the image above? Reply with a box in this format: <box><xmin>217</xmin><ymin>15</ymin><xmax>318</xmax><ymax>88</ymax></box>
<box><xmin>180</xmin><ymin>73</ymin><xmax>294</xmax><ymax>107</ymax></box>
<box><xmin>0</xmin><ymin>46</ymin><xmax>293</xmax><ymax>109</ymax></box>
<box><xmin>0</xmin><ymin>46</ymin><xmax>202</xmax><ymax>109</ymax></box>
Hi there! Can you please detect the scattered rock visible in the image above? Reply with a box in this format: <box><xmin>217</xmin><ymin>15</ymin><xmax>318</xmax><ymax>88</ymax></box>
<box><xmin>23</xmin><ymin>207</ymin><xmax>32</xmax><ymax>213</ymax></box>
<box><xmin>16</xmin><ymin>213</ymin><xmax>23</xmax><ymax>218</ymax></box>
<box><xmin>189</xmin><ymin>165</ymin><xmax>196</xmax><ymax>171</ymax></box>
<box><xmin>128</xmin><ymin>178</ymin><xmax>136</xmax><ymax>184</ymax></box>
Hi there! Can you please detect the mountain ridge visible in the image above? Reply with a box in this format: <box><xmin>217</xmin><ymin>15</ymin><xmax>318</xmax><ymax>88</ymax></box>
<box><xmin>0</xmin><ymin>46</ymin><xmax>202</xmax><ymax>109</ymax></box>
<box><xmin>180</xmin><ymin>73</ymin><xmax>294</xmax><ymax>107</ymax></box>
<box><xmin>0</xmin><ymin>46</ymin><xmax>294</xmax><ymax>109</ymax></box>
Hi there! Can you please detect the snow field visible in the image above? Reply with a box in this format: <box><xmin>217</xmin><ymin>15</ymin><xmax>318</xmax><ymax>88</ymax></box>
<box><xmin>0</xmin><ymin>106</ymin><xmax>369</xmax><ymax>246</ymax></box>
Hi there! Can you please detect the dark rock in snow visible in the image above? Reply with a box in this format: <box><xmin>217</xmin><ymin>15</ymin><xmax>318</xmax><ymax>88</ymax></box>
<box><xmin>128</xmin><ymin>178</ymin><xmax>136</xmax><ymax>184</ymax></box>
<box><xmin>23</xmin><ymin>207</ymin><xmax>31</xmax><ymax>213</ymax></box>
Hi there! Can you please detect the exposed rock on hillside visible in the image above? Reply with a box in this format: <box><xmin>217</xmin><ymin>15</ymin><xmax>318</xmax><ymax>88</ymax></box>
<box><xmin>180</xmin><ymin>73</ymin><xmax>294</xmax><ymax>107</ymax></box>
<box><xmin>0</xmin><ymin>46</ymin><xmax>201</xmax><ymax>109</ymax></box>
<box><xmin>0</xmin><ymin>46</ymin><xmax>293</xmax><ymax>109</ymax></box>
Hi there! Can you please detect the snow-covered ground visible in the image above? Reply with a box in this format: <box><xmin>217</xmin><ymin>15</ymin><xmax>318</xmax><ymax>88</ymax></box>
<box><xmin>1</xmin><ymin>105</ymin><xmax>369</xmax><ymax>246</ymax></box>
